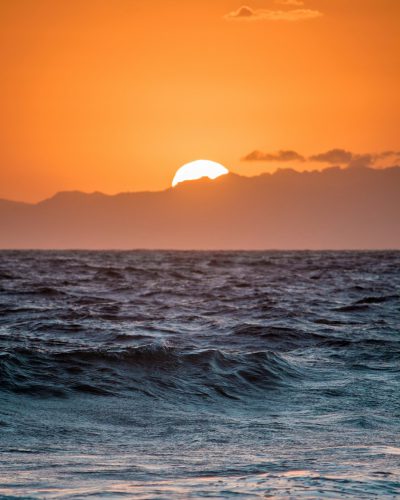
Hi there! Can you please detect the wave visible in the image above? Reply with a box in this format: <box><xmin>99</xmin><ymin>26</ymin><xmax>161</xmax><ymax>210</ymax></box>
<box><xmin>355</xmin><ymin>294</ymin><xmax>399</xmax><ymax>304</ymax></box>
<box><xmin>333</xmin><ymin>294</ymin><xmax>399</xmax><ymax>313</ymax></box>
<box><xmin>0</xmin><ymin>344</ymin><xmax>301</xmax><ymax>400</ymax></box>
<box><xmin>232</xmin><ymin>324</ymin><xmax>325</xmax><ymax>349</ymax></box>
<box><xmin>230</xmin><ymin>322</ymin><xmax>400</xmax><ymax>355</ymax></box>
<box><xmin>9</xmin><ymin>286</ymin><xmax>67</xmax><ymax>297</ymax></box>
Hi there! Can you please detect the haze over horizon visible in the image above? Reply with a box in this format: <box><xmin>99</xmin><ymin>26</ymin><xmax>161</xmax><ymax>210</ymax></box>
<box><xmin>1</xmin><ymin>166</ymin><xmax>399</xmax><ymax>250</ymax></box>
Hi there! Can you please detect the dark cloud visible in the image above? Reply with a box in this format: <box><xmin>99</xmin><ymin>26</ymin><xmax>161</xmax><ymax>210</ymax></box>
<box><xmin>242</xmin><ymin>150</ymin><xmax>305</xmax><ymax>162</ymax></box>
<box><xmin>376</xmin><ymin>150</ymin><xmax>400</xmax><ymax>160</ymax></box>
<box><xmin>310</xmin><ymin>149</ymin><xmax>400</xmax><ymax>168</ymax></box>
<box><xmin>347</xmin><ymin>154</ymin><xmax>380</xmax><ymax>169</ymax></box>
<box><xmin>309</xmin><ymin>149</ymin><xmax>353</xmax><ymax>164</ymax></box>
<box><xmin>242</xmin><ymin>147</ymin><xmax>400</xmax><ymax>169</ymax></box>
<box><xmin>225</xmin><ymin>5</ymin><xmax>255</xmax><ymax>19</ymax></box>
<box><xmin>224</xmin><ymin>5</ymin><xmax>322</xmax><ymax>21</ymax></box>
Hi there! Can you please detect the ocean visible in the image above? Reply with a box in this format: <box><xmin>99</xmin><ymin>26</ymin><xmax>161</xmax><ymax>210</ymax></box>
<box><xmin>0</xmin><ymin>250</ymin><xmax>399</xmax><ymax>498</ymax></box>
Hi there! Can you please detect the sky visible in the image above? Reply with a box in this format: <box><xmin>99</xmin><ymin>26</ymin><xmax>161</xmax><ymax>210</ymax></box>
<box><xmin>0</xmin><ymin>0</ymin><xmax>399</xmax><ymax>202</ymax></box>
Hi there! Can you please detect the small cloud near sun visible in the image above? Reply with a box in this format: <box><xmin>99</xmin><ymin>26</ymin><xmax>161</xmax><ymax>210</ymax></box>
<box><xmin>243</xmin><ymin>150</ymin><xmax>305</xmax><ymax>162</ymax></box>
<box><xmin>309</xmin><ymin>149</ymin><xmax>353</xmax><ymax>164</ymax></box>
<box><xmin>224</xmin><ymin>5</ymin><xmax>322</xmax><ymax>22</ymax></box>
<box><xmin>310</xmin><ymin>149</ymin><xmax>376</xmax><ymax>169</ymax></box>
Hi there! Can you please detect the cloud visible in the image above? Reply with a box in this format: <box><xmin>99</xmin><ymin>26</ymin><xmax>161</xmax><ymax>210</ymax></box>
<box><xmin>225</xmin><ymin>5</ymin><xmax>255</xmax><ymax>19</ymax></box>
<box><xmin>376</xmin><ymin>150</ymin><xmax>400</xmax><ymax>161</ymax></box>
<box><xmin>242</xmin><ymin>147</ymin><xmax>400</xmax><ymax>170</ymax></box>
<box><xmin>310</xmin><ymin>149</ymin><xmax>400</xmax><ymax>169</ymax></box>
<box><xmin>347</xmin><ymin>154</ymin><xmax>375</xmax><ymax>169</ymax></box>
<box><xmin>309</xmin><ymin>149</ymin><xmax>353</xmax><ymax>164</ymax></box>
<box><xmin>224</xmin><ymin>5</ymin><xmax>322</xmax><ymax>21</ymax></box>
<box><xmin>242</xmin><ymin>150</ymin><xmax>305</xmax><ymax>162</ymax></box>
<box><xmin>275</xmin><ymin>0</ymin><xmax>304</xmax><ymax>5</ymax></box>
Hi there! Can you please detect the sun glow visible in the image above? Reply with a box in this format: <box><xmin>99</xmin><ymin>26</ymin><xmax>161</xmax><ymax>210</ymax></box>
<box><xmin>172</xmin><ymin>160</ymin><xmax>229</xmax><ymax>187</ymax></box>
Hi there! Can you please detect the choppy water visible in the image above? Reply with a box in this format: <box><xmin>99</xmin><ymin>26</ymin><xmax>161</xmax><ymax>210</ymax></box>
<box><xmin>0</xmin><ymin>250</ymin><xmax>399</xmax><ymax>499</ymax></box>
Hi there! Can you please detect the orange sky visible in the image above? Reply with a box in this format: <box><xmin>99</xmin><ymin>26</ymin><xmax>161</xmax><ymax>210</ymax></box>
<box><xmin>0</xmin><ymin>0</ymin><xmax>399</xmax><ymax>202</ymax></box>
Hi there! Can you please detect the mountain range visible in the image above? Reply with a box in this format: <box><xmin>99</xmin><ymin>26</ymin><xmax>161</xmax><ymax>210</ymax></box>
<box><xmin>1</xmin><ymin>166</ymin><xmax>399</xmax><ymax>249</ymax></box>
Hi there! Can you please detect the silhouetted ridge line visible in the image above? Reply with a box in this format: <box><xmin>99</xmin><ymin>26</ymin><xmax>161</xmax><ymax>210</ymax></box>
<box><xmin>0</xmin><ymin>167</ymin><xmax>399</xmax><ymax>249</ymax></box>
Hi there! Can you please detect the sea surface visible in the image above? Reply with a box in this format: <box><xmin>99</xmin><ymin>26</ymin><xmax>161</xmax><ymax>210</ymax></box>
<box><xmin>0</xmin><ymin>250</ymin><xmax>399</xmax><ymax>499</ymax></box>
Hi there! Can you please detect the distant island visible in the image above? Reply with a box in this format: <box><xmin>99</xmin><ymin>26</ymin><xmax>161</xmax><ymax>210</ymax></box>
<box><xmin>1</xmin><ymin>167</ymin><xmax>399</xmax><ymax>249</ymax></box>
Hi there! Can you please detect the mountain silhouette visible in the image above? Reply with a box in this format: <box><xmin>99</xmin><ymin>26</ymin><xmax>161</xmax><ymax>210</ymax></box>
<box><xmin>0</xmin><ymin>167</ymin><xmax>399</xmax><ymax>249</ymax></box>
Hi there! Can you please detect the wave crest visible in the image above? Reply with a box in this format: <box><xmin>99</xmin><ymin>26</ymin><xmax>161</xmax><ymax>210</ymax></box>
<box><xmin>0</xmin><ymin>344</ymin><xmax>301</xmax><ymax>400</ymax></box>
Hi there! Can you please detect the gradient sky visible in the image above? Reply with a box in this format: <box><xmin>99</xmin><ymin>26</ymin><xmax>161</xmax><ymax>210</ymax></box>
<box><xmin>1</xmin><ymin>0</ymin><xmax>399</xmax><ymax>202</ymax></box>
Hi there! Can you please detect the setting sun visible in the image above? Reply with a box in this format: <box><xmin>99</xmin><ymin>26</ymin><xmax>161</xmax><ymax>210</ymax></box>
<box><xmin>172</xmin><ymin>160</ymin><xmax>229</xmax><ymax>187</ymax></box>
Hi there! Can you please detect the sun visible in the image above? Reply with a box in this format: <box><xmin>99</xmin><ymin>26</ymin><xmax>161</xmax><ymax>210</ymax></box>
<box><xmin>172</xmin><ymin>160</ymin><xmax>229</xmax><ymax>187</ymax></box>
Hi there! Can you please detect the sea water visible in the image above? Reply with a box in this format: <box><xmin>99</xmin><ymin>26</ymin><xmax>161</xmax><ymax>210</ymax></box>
<box><xmin>0</xmin><ymin>251</ymin><xmax>399</xmax><ymax>498</ymax></box>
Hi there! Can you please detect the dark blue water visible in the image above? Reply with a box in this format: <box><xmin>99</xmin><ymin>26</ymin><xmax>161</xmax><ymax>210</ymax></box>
<box><xmin>0</xmin><ymin>251</ymin><xmax>399</xmax><ymax>498</ymax></box>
